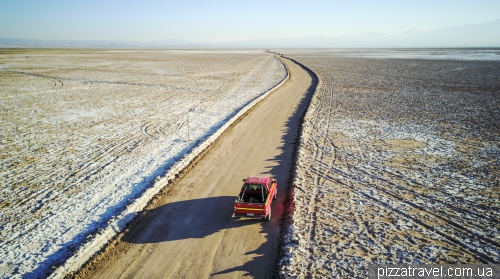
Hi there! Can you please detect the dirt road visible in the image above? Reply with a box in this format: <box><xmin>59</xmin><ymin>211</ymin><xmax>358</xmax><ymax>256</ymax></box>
<box><xmin>76</xmin><ymin>56</ymin><xmax>316</xmax><ymax>279</ymax></box>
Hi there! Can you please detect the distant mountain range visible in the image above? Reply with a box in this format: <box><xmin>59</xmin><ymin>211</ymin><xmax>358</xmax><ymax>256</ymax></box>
<box><xmin>0</xmin><ymin>38</ymin><xmax>199</xmax><ymax>48</ymax></box>
<box><xmin>1</xmin><ymin>19</ymin><xmax>499</xmax><ymax>48</ymax></box>
<box><xmin>221</xmin><ymin>19</ymin><xmax>500</xmax><ymax>48</ymax></box>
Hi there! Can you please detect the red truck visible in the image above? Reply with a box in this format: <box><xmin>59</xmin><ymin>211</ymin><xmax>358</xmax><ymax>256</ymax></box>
<box><xmin>234</xmin><ymin>176</ymin><xmax>277</xmax><ymax>221</ymax></box>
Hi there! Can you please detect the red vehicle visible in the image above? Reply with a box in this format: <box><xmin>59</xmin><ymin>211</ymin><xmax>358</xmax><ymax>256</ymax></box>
<box><xmin>234</xmin><ymin>176</ymin><xmax>277</xmax><ymax>221</ymax></box>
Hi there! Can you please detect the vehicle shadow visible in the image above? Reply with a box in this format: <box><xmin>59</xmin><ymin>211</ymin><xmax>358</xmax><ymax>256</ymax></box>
<box><xmin>121</xmin><ymin>196</ymin><xmax>260</xmax><ymax>244</ymax></box>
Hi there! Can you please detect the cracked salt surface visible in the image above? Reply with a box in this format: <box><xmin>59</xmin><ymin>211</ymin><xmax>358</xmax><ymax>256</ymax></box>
<box><xmin>278</xmin><ymin>50</ymin><xmax>500</xmax><ymax>278</ymax></box>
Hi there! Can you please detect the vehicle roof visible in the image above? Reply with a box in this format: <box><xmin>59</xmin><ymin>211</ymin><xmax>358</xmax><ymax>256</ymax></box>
<box><xmin>245</xmin><ymin>176</ymin><xmax>270</xmax><ymax>185</ymax></box>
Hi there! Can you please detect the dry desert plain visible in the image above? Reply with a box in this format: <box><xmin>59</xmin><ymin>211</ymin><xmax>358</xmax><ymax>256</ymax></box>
<box><xmin>278</xmin><ymin>50</ymin><xmax>500</xmax><ymax>278</ymax></box>
<box><xmin>0</xmin><ymin>49</ymin><xmax>286</xmax><ymax>278</ymax></box>
<box><xmin>1</xmin><ymin>48</ymin><xmax>499</xmax><ymax>279</ymax></box>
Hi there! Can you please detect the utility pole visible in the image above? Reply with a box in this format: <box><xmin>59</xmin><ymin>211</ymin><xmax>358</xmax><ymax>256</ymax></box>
<box><xmin>187</xmin><ymin>107</ymin><xmax>194</xmax><ymax>142</ymax></box>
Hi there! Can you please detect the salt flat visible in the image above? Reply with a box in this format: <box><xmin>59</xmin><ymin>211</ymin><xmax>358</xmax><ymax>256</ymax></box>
<box><xmin>278</xmin><ymin>50</ymin><xmax>500</xmax><ymax>278</ymax></box>
<box><xmin>0</xmin><ymin>49</ymin><xmax>286</xmax><ymax>278</ymax></box>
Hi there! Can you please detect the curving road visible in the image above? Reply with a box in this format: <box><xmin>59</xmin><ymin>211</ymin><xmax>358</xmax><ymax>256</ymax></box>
<box><xmin>78</xmin><ymin>56</ymin><xmax>317</xmax><ymax>279</ymax></box>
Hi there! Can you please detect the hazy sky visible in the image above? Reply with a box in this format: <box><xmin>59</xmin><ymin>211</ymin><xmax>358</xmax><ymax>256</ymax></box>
<box><xmin>1</xmin><ymin>0</ymin><xmax>499</xmax><ymax>42</ymax></box>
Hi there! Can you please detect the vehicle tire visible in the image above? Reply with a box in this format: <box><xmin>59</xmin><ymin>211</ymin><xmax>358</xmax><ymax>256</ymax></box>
<box><xmin>265</xmin><ymin>207</ymin><xmax>272</xmax><ymax>221</ymax></box>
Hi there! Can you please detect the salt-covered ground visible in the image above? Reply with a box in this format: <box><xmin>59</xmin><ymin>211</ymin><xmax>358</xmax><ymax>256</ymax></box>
<box><xmin>278</xmin><ymin>50</ymin><xmax>500</xmax><ymax>278</ymax></box>
<box><xmin>0</xmin><ymin>49</ymin><xmax>286</xmax><ymax>278</ymax></box>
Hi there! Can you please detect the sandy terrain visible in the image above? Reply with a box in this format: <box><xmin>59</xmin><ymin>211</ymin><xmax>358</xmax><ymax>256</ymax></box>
<box><xmin>69</xmin><ymin>56</ymin><xmax>315</xmax><ymax>278</ymax></box>
<box><xmin>278</xmin><ymin>51</ymin><xmax>500</xmax><ymax>278</ymax></box>
<box><xmin>0</xmin><ymin>49</ymin><xmax>286</xmax><ymax>278</ymax></box>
